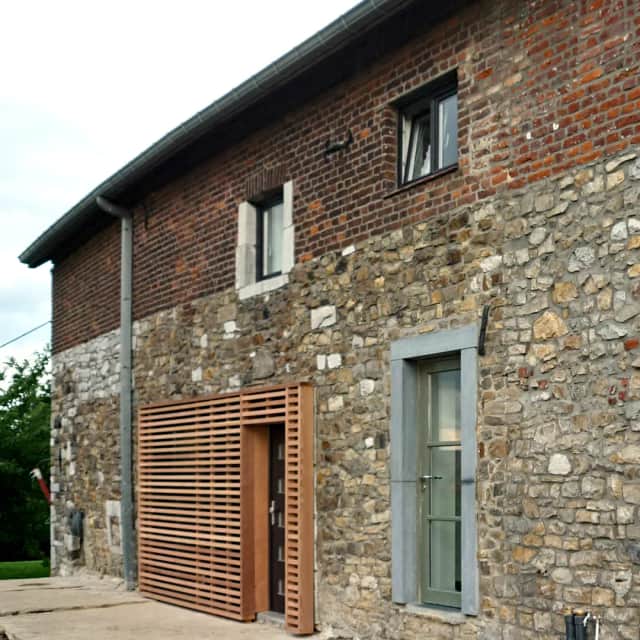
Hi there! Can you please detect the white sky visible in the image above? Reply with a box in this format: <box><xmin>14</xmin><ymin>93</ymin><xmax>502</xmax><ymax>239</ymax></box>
<box><xmin>0</xmin><ymin>0</ymin><xmax>361</xmax><ymax>365</ymax></box>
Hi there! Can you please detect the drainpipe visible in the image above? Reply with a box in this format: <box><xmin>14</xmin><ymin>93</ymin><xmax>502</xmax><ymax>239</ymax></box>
<box><xmin>96</xmin><ymin>196</ymin><xmax>135</xmax><ymax>590</ymax></box>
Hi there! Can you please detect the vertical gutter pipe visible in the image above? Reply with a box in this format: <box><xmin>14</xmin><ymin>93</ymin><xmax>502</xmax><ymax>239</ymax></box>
<box><xmin>95</xmin><ymin>196</ymin><xmax>135</xmax><ymax>590</ymax></box>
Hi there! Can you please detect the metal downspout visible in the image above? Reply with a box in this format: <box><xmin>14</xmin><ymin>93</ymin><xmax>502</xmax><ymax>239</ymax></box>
<box><xmin>96</xmin><ymin>196</ymin><xmax>135</xmax><ymax>590</ymax></box>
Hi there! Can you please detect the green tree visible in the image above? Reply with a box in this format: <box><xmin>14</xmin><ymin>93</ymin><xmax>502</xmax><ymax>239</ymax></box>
<box><xmin>0</xmin><ymin>351</ymin><xmax>50</xmax><ymax>560</ymax></box>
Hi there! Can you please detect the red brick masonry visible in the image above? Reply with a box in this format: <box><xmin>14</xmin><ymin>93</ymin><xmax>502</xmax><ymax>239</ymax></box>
<box><xmin>52</xmin><ymin>0</ymin><xmax>640</xmax><ymax>353</ymax></box>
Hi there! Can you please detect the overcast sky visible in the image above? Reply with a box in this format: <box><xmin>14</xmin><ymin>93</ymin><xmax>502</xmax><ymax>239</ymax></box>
<box><xmin>1</xmin><ymin>0</ymin><xmax>361</xmax><ymax>366</ymax></box>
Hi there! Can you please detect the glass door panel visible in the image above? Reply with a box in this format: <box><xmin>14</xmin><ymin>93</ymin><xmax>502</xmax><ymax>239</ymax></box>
<box><xmin>430</xmin><ymin>445</ymin><xmax>461</xmax><ymax>518</ymax></box>
<box><xmin>418</xmin><ymin>356</ymin><xmax>461</xmax><ymax>608</ymax></box>
<box><xmin>429</xmin><ymin>368</ymin><xmax>460</xmax><ymax>442</ymax></box>
<box><xmin>429</xmin><ymin>520</ymin><xmax>461</xmax><ymax>593</ymax></box>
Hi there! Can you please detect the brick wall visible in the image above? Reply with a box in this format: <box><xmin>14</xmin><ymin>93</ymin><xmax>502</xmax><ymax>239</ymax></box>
<box><xmin>52</xmin><ymin>0</ymin><xmax>640</xmax><ymax>353</ymax></box>
<box><xmin>52</xmin><ymin>222</ymin><xmax>120</xmax><ymax>352</ymax></box>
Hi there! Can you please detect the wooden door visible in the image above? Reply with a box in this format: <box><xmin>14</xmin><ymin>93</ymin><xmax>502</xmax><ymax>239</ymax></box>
<box><xmin>269</xmin><ymin>425</ymin><xmax>286</xmax><ymax>613</ymax></box>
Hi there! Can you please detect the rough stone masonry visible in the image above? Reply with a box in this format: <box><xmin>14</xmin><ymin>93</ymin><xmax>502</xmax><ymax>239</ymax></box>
<box><xmin>50</xmin><ymin>150</ymin><xmax>640</xmax><ymax>639</ymax></box>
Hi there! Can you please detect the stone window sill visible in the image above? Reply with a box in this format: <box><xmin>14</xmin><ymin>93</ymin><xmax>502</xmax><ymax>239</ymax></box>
<box><xmin>403</xmin><ymin>603</ymin><xmax>468</xmax><ymax>625</ymax></box>
<box><xmin>384</xmin><ymin>164</ymin><xmax>459</xmax><ymax>199</ymax></box>
<box><xmin>238</xmin><ymin>274</ymin><xmax>289</xmax><ymax>301</ymax></box>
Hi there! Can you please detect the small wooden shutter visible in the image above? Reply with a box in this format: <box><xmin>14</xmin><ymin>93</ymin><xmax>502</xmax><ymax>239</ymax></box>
<box><xmin>137</xmin><ymin>383</ymin><xmax>314</xmax><ymax>634</ymax></box>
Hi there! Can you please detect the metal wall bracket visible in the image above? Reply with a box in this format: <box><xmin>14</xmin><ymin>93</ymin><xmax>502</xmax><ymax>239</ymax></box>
<box><xmin>478</xmin><ymin>304</ymin><xmax>491</xmax><ymax>356</ymax></box>
<box><xmin>325</xmin><ymin>129</ymin><xmax>353</xmax><ymax>158</ymax></box>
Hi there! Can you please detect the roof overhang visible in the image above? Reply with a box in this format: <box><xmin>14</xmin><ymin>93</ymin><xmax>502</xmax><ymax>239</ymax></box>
<box><xmin>20</xmin><ymin>0</ymin><xmax>463</xmax><ymax>267</ymax></box>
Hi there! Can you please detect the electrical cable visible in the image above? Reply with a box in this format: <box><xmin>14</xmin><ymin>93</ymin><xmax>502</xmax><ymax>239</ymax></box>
<box><xmin>0</xmin><ymin>320</ymin><xmax>51</xmax><ymax>350</ymax></box>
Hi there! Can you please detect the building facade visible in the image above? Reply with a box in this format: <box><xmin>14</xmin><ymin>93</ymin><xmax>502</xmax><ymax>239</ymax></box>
<box><xmin>22</xmin><ymin>0</ymin><xmax>640</xmax><ymax>638</ymax></box>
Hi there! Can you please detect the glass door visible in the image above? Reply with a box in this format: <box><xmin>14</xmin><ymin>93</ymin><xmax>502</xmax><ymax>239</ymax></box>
<box><xmin>269</xmin><ymin>425</ymin><xmax>286</xmax><ymax>613</ymax></box>
<box><xmin>417</xmin><ymin>356</ymin><xmax>461</xmax><ymax>608</ymax></box>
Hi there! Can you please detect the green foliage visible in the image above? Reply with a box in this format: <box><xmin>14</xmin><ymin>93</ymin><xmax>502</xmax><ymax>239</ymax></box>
<box><xmin>0</xmin><ymin>559</ymin><xmax>50</xmax><ymax>580</ymax></box>
<box><xmin>0</xmin><ymin>351</ymin><xmax>51</xmax><ymax>561</ymax></box>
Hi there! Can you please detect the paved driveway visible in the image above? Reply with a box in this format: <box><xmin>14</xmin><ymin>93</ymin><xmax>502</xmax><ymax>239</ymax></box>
<box><xmin>0</xmin><ymin>576</ymin><xmax>292</xmax><ymax>639</ymax></box>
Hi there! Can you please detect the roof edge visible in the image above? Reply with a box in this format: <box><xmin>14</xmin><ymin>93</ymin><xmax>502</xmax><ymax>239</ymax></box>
<box><xmin>20</xmin><ymin>0</ymin><xmax>416</xmax><ymax>268</ymax></box>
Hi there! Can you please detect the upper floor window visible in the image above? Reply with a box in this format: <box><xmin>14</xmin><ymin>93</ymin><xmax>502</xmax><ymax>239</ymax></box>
<box><xmin>236</xmin><ymin>180</ymin><xmax>294</xmax><ymax>300</ymax></box>
<box><xmin>257</xmin><ymin>196</ymin><xmax>284</xmax><ymax>281</ymax></box>
<box><xmin>398</xmin><ymin>73</ymin><xmax>458</xmax><ymax>185</ymax></box>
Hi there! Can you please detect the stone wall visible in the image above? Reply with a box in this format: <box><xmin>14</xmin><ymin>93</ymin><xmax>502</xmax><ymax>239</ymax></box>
<box><xmin>52</xmin><ymin>150</ymin><xmax>640</xmax><ymax>638</ymax></box>
<box><xmin>50</xmin><ymin>329</ymin><xmax>122</xmax><ymax>577</ymax></box>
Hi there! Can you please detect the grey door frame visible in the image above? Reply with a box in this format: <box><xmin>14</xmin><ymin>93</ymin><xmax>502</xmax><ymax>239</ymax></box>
<box><xmin>390</xmin><ymin>325</ymin><xmax>479</xmax><ymax>615</ymax></box>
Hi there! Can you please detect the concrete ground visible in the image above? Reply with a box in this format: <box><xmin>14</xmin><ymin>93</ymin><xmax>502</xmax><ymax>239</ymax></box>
<box><xmin>0</xmin><ymin>575</ymin><xmax>293</xmax><ymax>639</ymax></box>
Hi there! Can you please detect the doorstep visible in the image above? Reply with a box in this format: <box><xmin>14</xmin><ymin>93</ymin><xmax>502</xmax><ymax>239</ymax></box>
<box><xmin>257</xmin><ymin>610</ymin><xmax>286</xmax><ymax>628</ymax></box>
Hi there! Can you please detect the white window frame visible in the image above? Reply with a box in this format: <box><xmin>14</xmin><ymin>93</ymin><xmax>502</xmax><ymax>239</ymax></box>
<box><xmin>235</xmin><ymin>180</ymin><xmax>294</xmax><ymax>300</ymax></box>
<box><xmin>390</xmin><ymin>325</ymin><xmax>478</xmax><ymax>615</ymax></box>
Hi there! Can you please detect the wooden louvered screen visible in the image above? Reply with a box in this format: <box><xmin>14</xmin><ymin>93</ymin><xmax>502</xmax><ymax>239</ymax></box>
<box><xmin>138</xmin><ymin>393</ymin><xmax>244</xmax><ymax>619</ymax></box>
<box><xmin>137</xmin><ymin>383</ymin><xmax>314</xmax><ymax>635</ymax></box>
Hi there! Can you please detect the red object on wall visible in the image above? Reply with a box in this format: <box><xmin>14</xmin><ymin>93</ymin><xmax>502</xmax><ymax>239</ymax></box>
<box><xmin>30</xmin><ymin>468</ymin><xmax>51</xmax><ymax>504</ymax></box>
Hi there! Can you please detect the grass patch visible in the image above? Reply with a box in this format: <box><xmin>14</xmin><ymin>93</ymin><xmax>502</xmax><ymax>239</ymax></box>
<box><xmin>0</xmin><ymin>560</ymin><xmax>50</xmax><ymax>580</ymax></box>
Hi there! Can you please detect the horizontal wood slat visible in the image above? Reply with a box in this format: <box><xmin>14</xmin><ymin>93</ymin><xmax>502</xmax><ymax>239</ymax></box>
<box><xmin>138</xmin><ymin>391</ymin><xmax>245</xmax><ymax>620</ymax></box>
<box><xmin>138</xmin><ymin>383</ymin><xmax>314</xmax><ymax>635</ymax></box>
